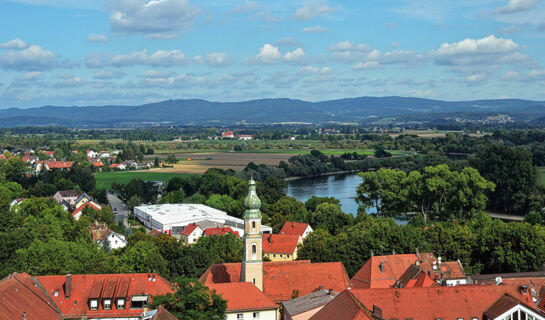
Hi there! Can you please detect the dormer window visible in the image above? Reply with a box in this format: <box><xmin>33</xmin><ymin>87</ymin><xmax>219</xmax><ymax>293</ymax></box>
<box><xmin>116</xmin><ymin>298</ymin><xmax>125</xmax><ymax>310</ymax></box>
<box><xmin>130</xmin><ymin>295</ymin><xmax>149</xmax><ymax>309</ymax></box>
<box><xmin>89</xmin><ymin>299</ymin><xmax>99</xmax><ymax>310</ymax></box>
<box><xmin>103</xmin><ymin>298</ymin><xmax>112</xmax><ymax>310</ymax></box>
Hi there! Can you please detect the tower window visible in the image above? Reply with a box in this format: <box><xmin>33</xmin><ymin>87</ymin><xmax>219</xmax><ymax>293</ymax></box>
<box><xmin>252</xmin><ymin>221</ymin><xmax>256</xmax><ymax>230</ymax></box>
<box><xmin>252</xmin><ymin>244</ymin><xmax>257</xmax><ymax>254</ymax></box>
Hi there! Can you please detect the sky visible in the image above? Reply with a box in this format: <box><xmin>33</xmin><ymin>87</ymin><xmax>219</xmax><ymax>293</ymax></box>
<box><xmin>1</xmin><ymin>0</ymin><xmax>545</xmax><ymax>108</ymax></box>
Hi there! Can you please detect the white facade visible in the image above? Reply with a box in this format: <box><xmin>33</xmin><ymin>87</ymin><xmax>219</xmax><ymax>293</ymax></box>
<box><xmin>100</xmin><ymin>232</ymin><xmax>128</xmax><ymax>250</ymax></box>
<box><xmin>134</xmin><ymin>204</ymin><xmax>272</xmax><ymax>235</ymax></box>
<box><xmin>445</xmin><ymin>278</ymin><xmax>467</xmax><ymax>286</ymax></box>
<box><xmin>226</xmin><ymin>309</ymin><xmax>277</xmax><ymax>320</ymax></box>
<box><xmin>301</xmin><ymin>225</ymin><xmax>313</xmax><ymax>239</ymax></box>
<box><xmin>182</xmin><ymin>225</ymin><xmax>203</xmax><ymax>244</ymax></box>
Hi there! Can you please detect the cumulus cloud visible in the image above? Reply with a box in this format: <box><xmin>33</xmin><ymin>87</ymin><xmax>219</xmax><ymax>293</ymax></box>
<box><xmin>283</xmin><ymin>48</ymin><xmax>305</xmax><ymax>63</ymax></box>
<box><xmin>352</xmin><ymin>61</ymin><xmax>381</xmax><ymax>70</ymax></box>
<box><xmin>433</xmin><ymin>35</ymin><xmax>523</xmax><ymax>66</ymax></box>
<box><xmin>496</xmin><ymin>0</ymin><xmax>537</xmax><ymax>14</ymax></box>
<box><xmin>53</xmin><ymin>73</ymin><xmax>87</xmax><ymax>88</ymax></box>
<box><xmin>302</xmin><ymin>25</ymin><xmax>326</xmax><ymax>33</ymax></box>
<box><xmin>0</xmin><ymin>44</ymin><xmax>59</xmax><ymax>71</ymax></box>
<box><xmin>274</xmin><ymin>37</ymin><xmax>301</xmax><ymax>47</ymax></box>
<box><xmin>93</xmin><ymin>69</ymin><xmax>126</xmax><ymax>79</ymax></box>
<box><xmin>227</xmin><ymin>1</ymin><xmax>258</xmax><ymax>14</ymax></box>
<box><xmin>466</xmin><ymin>73</ymin><xmax>487</xmax><ymax>82</ymax></box>
<box><xmin>111</xmin><ymin>49</ymin><xmax>187</xmax><ymax>67</ymax></box>
<box><xmin>107</xmin><ymin>0</ymin><xmax>201</xmax><ymax>38</ymax></box>
<box><xmin>203</xmin><ymin>52</ymin><xmax>232</xmax><ymax>67</ymax></box>
<box><xmin>0</xmin><ymin>38</ymin><xmax>29</xmax><ymax>49</ymax></box>
<box><xmin>501</xmin><ymin>71</ymin><xmax>520</xmax><ymax>80</ymax></box>
<box><xmin>9</xmin><ymin>71</ymin><xmax>44</xmax><ymax>87</ymax></box>
<box><xmin>292</xmin><ymin>1</ymin><xmax>336</xmax><ymax>21</ymax></box>
<box><xmin>87</xmin><ymin>34</ymin><xmax>108</xmax><ymax>43</ymax></box>
<box><xmin>85</xmin><ymin>53</ymin><xmax>110</xmax><ymax>68</ymax></box>
<box><xmin>246</xmin><ymin>44</ymin><xmax>281</xmax><ymax>64</ymax></box>
<box><xmin>328</xmin><ymin>41</ymin><xmax>372</xmax><ymax>62</ymax></box>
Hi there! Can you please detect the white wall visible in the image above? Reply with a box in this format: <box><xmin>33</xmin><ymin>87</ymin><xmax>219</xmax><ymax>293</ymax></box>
<box><xmin>226</xmin><ymin>309</ymin><xmax>277</xmax><ymax>320</ymax></box>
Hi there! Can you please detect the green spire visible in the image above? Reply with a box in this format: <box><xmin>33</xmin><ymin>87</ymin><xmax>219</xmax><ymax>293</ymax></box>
<box><xmin>243</xmin><ymin>177</ymin><xmax>262</xmax><ymax>219</ymax></box>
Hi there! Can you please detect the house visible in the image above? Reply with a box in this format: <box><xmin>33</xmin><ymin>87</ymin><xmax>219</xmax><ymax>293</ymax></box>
<box><xmin>110</xmin><ymin>163</ymin><xmax>127</xmax><ymax>170</ymax></box>
<box><xmin>22</xmin><ymin>155</ymin><xmax>38</xmax><ymax>163</ymax></box>
<box><xmin>90</xmin><ymin>222</ymin><xmax>127</xmax><ymax>250</ymax></box>
<box><xmin>238</xmin><ymin>134</ymin><xmax>253</xmax><ymax>140</ymax></box>
<box><xmin>87</xmin><ymin>149</ymin><xmax>98</xmax><ymax>158</ymax></box>
<box><xmin>393</xmin><ymin>263</ymin><xmax>438</xmax><ymax>288</ymax></box>
<box><xmin>75</xmin><ymin>192</ymin><xmax>96</xmax><ymax>209</ymax></box>
<box><xmin>91</xmin><ymin>159</ymin><xmax>104</xmax><ymax>170</ymax></box>
<box><xmin>203</xmin><ymin>227</ymin><xmax>240</xmax><ymax>237</ymax></box>
<box><xmin>262</xmin><ymin>234</ymin><xmax>301</xmax><ymax>261</ymax></box>
<box><xmin>180</xmin><ymin>223</ymin><xmax>203</xmax><ymax>244</ymax></box>
<box><xmin>99</xmin><ymin>151</ymin><xmax>110</xmax><ymax>158</ymax></box>
<box><xmin>279</xmin><ymin>222</ymin><xmax>313</xmax><ymax>239</ymax></box>
<box><xmin>123</xmin><ymin>160</ymin><xmax>139</xmax><ymax>169</ymax></box>
<box><xmin>41</xmin><ymin>160</ymin><xmax>74</xmax><ymax>171</ymax></box>
<box><xmin>73</xmin><ymin>201</ymin><xmax>101</xmax><ymax>220</ymax></box>
<box><xmin>209</xmin><ymin>282</ymin><xmax>279</xmax><ymax>320</ymax></box>
<box><xmin>222</xmin><ymin>131</ymin><xmax>235</xmax><ymax>138</ymax></box>
<box><xmin>44</xmin><ymin>150</ymin><xmax>55</xmax><ymax>158</ymax></box>
<box><xmin>9</xmin><ymin>198</ymin><xmax>25</xmax><ymax>210</ymax></box>
<box><xmin>282</xmin><ymin>289</ymin><xmax>339</xmax><ymax>320</ymax></box>
<box><xmin>200</xmin><ymin>179</ymin><xmax>350</xmax><ymax>304</ymax></box>
<box><xmin>54</xmin><ymin>189</ymin><xmax>79</xmax><ymax>206</ymax></box>
<box><xmin>141</xmin><ymin>305</ymin><xmax>179</xmax><ymax>320</ymax></box>
<box><xmin>0</xmin><ymin>272</ymin><xmax>64</xmax><ymax>320</ymax></box>
<box><xmin>36</xmin><ymin>273</ymin><xmax>175</xmax><ymax>319</ymax></box>
<box><xmin>309</xmin><ymin>285</ymin><xmax>545</xmax><ymax>320</ymax></box>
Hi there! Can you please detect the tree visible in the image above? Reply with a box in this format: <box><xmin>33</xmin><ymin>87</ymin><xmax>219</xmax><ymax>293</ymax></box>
<box><xmin>127</xmin><ymin>195</ymin><xmax>141</xmax><ymax>212</ymax></box>
<box><xmin>305</xmin><ymin>196</ymin><xmax>340</xmax><ymax>213</ymax></box>
<box><xmin>150</xmin><ymin>277</ymin><xmax>226</xmax><ymax>320</ymax></box>
<box><xmin>166</xmin><ymin>154</ymin><xmax>178</xmax><ymax>164</ymax></box>
<box><xmin>357</xmin><ymin>169</ymin><xmax>408</xmax><ymax>217</ymax></box>
<box><xmin>310</xmin><ymin>203</ymin><xmax>353</xmax><ymax>235</ymax></box>
<box><xmin>116</xmin><ymin>241</ymin><xmax>168</xmax><ymax>275</ymax></box>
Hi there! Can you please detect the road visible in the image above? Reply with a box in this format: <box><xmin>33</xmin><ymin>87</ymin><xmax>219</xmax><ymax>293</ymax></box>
<box><xmin>107</xmin><ymin>192</ymin><xmax>129</xmax><ymax>227</ymax></box>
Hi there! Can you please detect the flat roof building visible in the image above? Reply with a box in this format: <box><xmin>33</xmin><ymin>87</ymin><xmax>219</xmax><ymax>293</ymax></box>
<box><xmin>134</xmin><ymin>203</ymin><xmax>272</xmax><ymax>236</ymax></box>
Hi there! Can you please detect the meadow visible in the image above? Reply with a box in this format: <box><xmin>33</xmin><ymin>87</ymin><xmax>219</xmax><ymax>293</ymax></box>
<box><xmin>95</xmin><ymin>171</ymin><xmax>191</xmax><ymax>189</ymax></box>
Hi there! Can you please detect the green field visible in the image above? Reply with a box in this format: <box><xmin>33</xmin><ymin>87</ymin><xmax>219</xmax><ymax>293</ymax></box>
<box><xmin>95</xmin><ymin>171</ymin><xmax>192</xmax><ymax>189</ymax></box>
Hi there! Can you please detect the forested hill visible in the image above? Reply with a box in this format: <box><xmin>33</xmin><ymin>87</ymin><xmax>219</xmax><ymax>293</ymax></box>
<box><xmin>1</xmin><ymin>96</ymin><xmax>544</xmax><ymax>127</ymax></box>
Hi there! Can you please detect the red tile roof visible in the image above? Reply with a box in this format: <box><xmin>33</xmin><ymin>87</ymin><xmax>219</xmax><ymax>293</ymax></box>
<box><xmin>262</xmin><ymin>233</ymin><xmax>300</xmax><ymax>254</ymax></box>
<box><xmin>311</xmin><ymin>285</ymin><xmax>538</xmax><ymax>320</ymax></box>
<box><xmin>0</xmin><ymin>273</ymin><xmax>63</xmax><ymax>320</ymax></box>
<box><xmin>44</xmin><ymin>160</ymin><xmax>74</xmax><ymax>169</ymax></box>
<box><xmin>308</xmin><ymin>290</ymin><xmax>371</xmax><ymax>320</ymax></box>
<box><xmin>92</xmin><ymin>161</ymin><xmax>104</xmax><ymax>167</ymax></box>
<box><xmin>351</xmin><ymin>253</ymin><xmax>436</xmax><ymax>289</ymax></box>
<box><xmin>280</xmin><ymin>222</ymin><xmax>310</xmax><ymax>238</ymax></box>
<box><xmin>36</xmin><ymin>273</ymin><xmax>174</xmax><ymax>318</ymax></box>
<box><xmin>209</xmin><ymin>282</ymin><xmax>278</xmax><ymax>312</ymax></box>
<box><xmin>204</xmin><ymin>227</ymin><xmax>240</xmax><ymax>237</ymax></box>
<box><xmin>44</xmin><ymin>151</ymin><xmax>55</xmax><ymax>155</ymax></box>
<box><xmin>72</xmin><ymin>201</ymin><xmax>101</xmax><ymax>217</ymax></box>
<box><xmin>181</xmin><ymin>223</ymin><xmax>201</xmax><ymax>236</ymax></box>
<box><xmin>200</xmin><ymin>260</ymin><xmax>350</xmax><ymax>303</ymax></box>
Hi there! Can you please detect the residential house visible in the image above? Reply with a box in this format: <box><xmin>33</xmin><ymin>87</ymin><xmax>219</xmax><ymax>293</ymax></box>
<box><xmin>180</xmin><ymin>223</ymin><xmax>203</xmax><ymax>244</ymax></box>
<box><xmin>99</xmin><ymin>151</ymin><xmax>110</xmax><ymax>158</ymax></box>
<box><xmin>75</xmin><ymin>192</ymin><xmax>95</xmax><ymax>209</ymax></box>
<box><xmin>9</xmin><ymin>198</ymin><xmax>25</xmax><ymax>210</ymax></box>
<box><xmin>123</xmin><ymin>160</ymin><xmax>139</xmax><ymax>169</ymax></box>
<box><xmin>309</xmin><ymin>285</ymin><xmax>545</xmax><ymax>320</ymax></box>
<box><xmin>208</xmin><ymin>282</ymin><xmax>279</xmax><ymax>320</ymax></box>
<box><xmin>238</xmin><ymin>135</ymin><xmax>253</xmax><ymax>140</ymax></box>
<box><xmin>54</xmin><ymin>189</ymin><xmax>79</xmax><ymax>207</ymax></box>
<box><xmin>0</xmin><ymin>272</ymin><xmax>64</xmax><ymax>320</ymax></box>
<box><xmin>110</xmin><ymin>163</ymin><xmax>127</xmax><ymax>170</ymax></box>
<box><xmin>44</xmin><ymin>150</ymin><xmax>55</xmax><ymax>158</ymax></box>
<box><xmin>279</xmin><ymin>222</ymin><xmax>313</xmax><ymax>239</ymax></box>
<box><xmin>262</xmin><ymin>234</ymin><xmax>301</xmax><ymax>261</ymax></box>
<box><xmin>73</xmin><ymin>201</ymin><xmax>101</xmax><ymax>220</ymax></box>
<box><xmin>90</xmin><ymin>221</ymin><xmax>127</xmax><ymax>250</ymax></box>
<box><xmin>222</xmin><ymin>131</ymin><xmax>235</xmax><ymax>138</ymax></box>
<box><xmin>36</xmin><ymin>273</ymin><xmax>175</xmax><ymax>319</ymax></box>
<box><xmin>282</xmin><ymin>289</ymin><xmax>339</xmax><ymax>320</ymax></box>
<box><xmin>203</xmin><ymin>227</ymin><xmax>240</xmax><ymax>237</ymax></box>
<box><xmin>87</xmin><ymin>149</ymin><xmax>98</xmax><ymax>158</ymax></box>
<box><xmin>39</xmin><ymin>160</ymin><xmax>74</xmax><ymax>171</ymax></box>
<box><xmin>141</xmin><ymin>305</ymin><xmax>179</xmax><ymax>320</ymax></box>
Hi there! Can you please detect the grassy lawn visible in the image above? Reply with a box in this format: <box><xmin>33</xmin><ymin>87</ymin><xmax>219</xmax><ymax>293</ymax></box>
<box><xmin>95</xmin><ymin>171</ymin><xmax>193</xmax><ymax>189</ymax></box>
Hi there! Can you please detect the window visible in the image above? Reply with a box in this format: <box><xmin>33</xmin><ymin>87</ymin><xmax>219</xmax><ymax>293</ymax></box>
<box><xmin>103</xmin><ymin>299</ymin><xmax>112</xmax><ymax>310</ymax></box>
<box><xmin>252</xmin><ymin>244</ymin><xmax>257</xmax><ymax>254</ymax></box>
<box><xmin>287</xmin><ymin>255</ymin><xmax>290</xmax><ymax>258</ymax></box>
<box><xmin>280</xmin><ymin>254</ymin><xmax>283</xmax><ymax>258</ymax></box>
<box><xmin>273</xmin><ymin>254</ymin><xmax>276</xmax><ymax>258</ymax></box>
<box><xmin>252</xmin><ymin>221</ymin><xmax>256</xmax><ymax>231</ymax></box>
<box><xmin>253</xmin><ymin>312</ymin><xmax>260</xmax><ymax>319</ymax></box>
<box><xmin>117</xmin><ymin>298</ymin><xmax>125</xmax><ymax>310</ymax></box>
<box><xmin>253</xmin><ymin>278</ymin><xmax>256</xmax><ymax>284</ymax></box>
<box><xmin>89</xmin><ymin>299</ymin><xmax>98</xmax><ymax>310</ymax></box>
<box><xmin>130</xmin><ymin>295</ymin><xmax>149</xmax><ymax>309</ymax></box>
<box><xmin>237</xmin><ymin>314</ymin><xmax>244</xmax><ymax>320</ymax></box>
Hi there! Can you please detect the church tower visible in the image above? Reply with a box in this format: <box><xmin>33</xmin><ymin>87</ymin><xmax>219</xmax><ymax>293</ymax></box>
<box><xmin>240</xmin><ymin>178</ymin><xmax>263</xmax><ymax>291</ymax></box>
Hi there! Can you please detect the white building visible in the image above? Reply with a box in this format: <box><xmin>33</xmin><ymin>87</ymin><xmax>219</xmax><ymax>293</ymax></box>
<box><xmin>134</xmin><ymin>203</ymin><xmax>272</xmax><ymax>236</ymax></box>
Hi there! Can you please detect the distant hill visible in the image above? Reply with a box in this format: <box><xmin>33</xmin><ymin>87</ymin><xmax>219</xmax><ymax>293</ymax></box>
<box><xmin>1</xmin><ymin>96</ymin><xmax>544</xmax><ymax>127</ymax></box>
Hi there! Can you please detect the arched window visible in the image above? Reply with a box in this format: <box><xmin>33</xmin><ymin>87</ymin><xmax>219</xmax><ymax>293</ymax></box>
<box><xmin>252</xmin><ymin>244</ymin><xmax>257</xmax><ymax>254</ymax></box>
<box><xmin>252</xmin><ymin>221</ymin><xmax>256</xmax><ymax>231</ymax></box>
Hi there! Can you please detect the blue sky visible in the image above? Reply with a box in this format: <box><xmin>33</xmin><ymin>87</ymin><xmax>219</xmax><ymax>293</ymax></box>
<box><xmin>1</xmin><ymin>0</ymin><xmax>545</xmax><ymax>107</ymax></box>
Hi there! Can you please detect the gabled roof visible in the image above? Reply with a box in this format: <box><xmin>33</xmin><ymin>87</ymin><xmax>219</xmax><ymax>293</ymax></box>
<box><xmin>394</xmin><ymin>264</ymin><xmax>437</xmax><ymax>288</ymax></box>
<box><xmin>282</xmin><ymin>289</ymin><xmax>339</xmax><ymax>316</ymax></box>
<box><xmin>280</xmin><ymin>221</ymin><xmax>311</xmax><ymax>237</ymax></box>
<box><xmin>151</xmin><ymin>305</ymin><xmax>179</xmax><ymax>320</ymax></box>
<box><xmin>311</xmin><ymin>285</ymin><xmax>539</xmax><ymax>320</ymax></box>
<box><xmin>200</xmin><ymin>260</ymin><xmax>350</xmax><ymax>303</ymax></box>
<box><xmin>208</xmin><ymin>282</ymin><xmax>278</xmax><ymax>312</ymax></box>
<box><xmin>36</xmin><ymin>273</ymin><xmax>174</xmax><ymax>318</ymax></box>
<box><xmin>180</xmin><ymin>223</ymin><xmax>201</xmax><ymax>236</ymax></box>
<box><xmin>204</xmin><ymin>227</ymin><xmax>239</xmax><ymax>237</ymax></box>
<box><xmin>72</xmin><ymin>201</ymin><xmax>100</xmax><ymax>217</ymax></box>
<box><xmin>43</xmin><ymin>161</ymin><xmax>74</xmax><ymax>169</ymax></box>
<box><xmin>351</xmin><ymin>253</ymin><xmax>436</xmax><ymax>289</ymax></box>
<box><xmin>484</xmin><ymin>294</ymin><xmax>532</xmax><ymax>319</ymax></box>
<box><xmin>56</xmin><ymin>189</ymin><xmax>79</xmax><ymax>198</ymax></box>
<box><xmin>0</xmin><ymin>273</ymin><xmax>64</xmax><ymax>320</ymax></box>
<box><xmin>308</xmin><ymin>290</ymin><xmax>370</xmax><ymax>320</ymax></box>
<box><xmin>262</xmin><ymin>233</ymin><xmax>300</xmax><ymax>254</ymax></box>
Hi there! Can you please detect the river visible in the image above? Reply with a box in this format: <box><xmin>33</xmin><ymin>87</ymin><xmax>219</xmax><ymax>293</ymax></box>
<box><xmin>284</xmin><ymin>172</ymin><xmax>408</xmax><ymax>225</ymax></box>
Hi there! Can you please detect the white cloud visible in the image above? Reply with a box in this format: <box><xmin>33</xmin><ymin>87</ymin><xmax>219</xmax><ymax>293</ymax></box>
<box><xmin>496</xmin><ymin>0</ymin><xmax>537</xmax><ymax>14</ymax></box>
<box><xmin>246</xmin><ymin>44</ymin><xmax>281</xmax><ymax>64</ymax></box>
<box><xmin>529</xmin><ymin>69</ymin><xmax>545</xmax><ymax>80</ymax></box>
<box><xmin>302</xmin><ymin>25</ymin><xmax>326</xmax><ymax>33</ymax></box>
<box><xmin>85</xmin><ymin>53</ymin><xmax>110</xmax><ymax>68</ymax></box>
<box><xmin>352</xmin><ymin>61</ymin><xmax>381</xmax><ymax>70</ymax></box>
<box><xmin>111</xmin><ymin>49</ymin><xmax>187</xmax><ymax>67</ymax></box>
<box><xmin>93</xmin><ymin>69</ymin><xmax>126</xmax><ymax>80</ymax></box>
<box><xmin>297</xmin><ymin>65</ymin><xmax>330</xmax><ymax>75</ymax></box>
<box><xmin>8</xmin><ymin>71</ymin><xmax>45</xmax><ymax>87</ymax></box>
<box><xmin>274</xmin><ymin>37</ymin><xmax>302</xmax><ymax>47</ymax></box>
<box><xmin>203</xmin><ymin>52</ymin><xmax>231</xmax><ymax>67</ymax></box>
<box><xmin>0</xmin><ymin>44</ymin><xmax>59</xmax><ymax>71</ymax></box>
<box><xmin>140</xmin><ymin>69</ymin><xmax>176</xmax><ymax>78</ymax></box>
<box><xmin>292</xmin><ymin>1</ymin><xmax>336</xmax><ymax>21</ymax></box>
<box><xmin>283</xmin><ymin>48</ymin><xmax>305</xmax><ymax>63</ymax></box>
<box><xmin>433</xmin><ymin>35</ymin><xmax>522</xmax><ymax>66</ymax></box>
<box><xmin>228</xmin><ymin>1</ymin><xmax>258</xmax><ymax>14</ymax></box>
<box><xmin>329</xmin><ymin>41</ymin><xmax>372</xmax><ymax>62</ymax></box>
<box><xmin>87</xmin><ymin>34</ymin><xmax>108</xmax><ymax>43</ymax></box>
<box><xmin>107</xmin><ymin>0</ymin><xmax>201</xmax><ymax>38</ymax></box>
<box><xmin>0</xmin><ymin>38</ymin><xmax>29</xmax><ymax>49</ymax></box>
<box><xmin>466</xmin><ymin>73</ymin><xmax>487</xmax><ymax>82</ymax></box>
<box><xmin>53</xmin><ymin>74</ymin><xmax>86</xmax><ymax>88</ymax></box>
<box><xmin>501</xmin><ymin>71</ymin><xmax>520</xmax><ymax>80</ymax></box>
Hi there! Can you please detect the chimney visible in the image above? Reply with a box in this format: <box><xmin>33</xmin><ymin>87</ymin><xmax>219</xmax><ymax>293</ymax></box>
<box><xmin>372</xmin><ymin>305</ymin><xmax>383</xmax><ymax>318</ymax></box>
<box><xmin>268</xmin><ymin>235</ymin><xmax>272</xmax><ymax>245</ymax></box>
<box><xmin>319</xmin><ymin>285</ymin><xmax>324</xmax><ymax>291</ymax></box>
<box><xmin>65</xmin><ymin>273</ymin><xmax>72</xmax><ymax>298</ymax></box>
<box><xmin>328</xmin><ymin>288</ymin><xmax>333</xmax><ymax>295</ymax></box>
<box><xmin>22</xmin><ymin>313</ymin><xmax>26</xmax><ymax>320</ymax></box>
<box><xmin>379</xmin><ymin>262</ymin><xmax>384</xmax><ymax>274</ymax></box>
<box><xmin>415</xmin><ymin>248</ymin><xmax>420</xmax><ymax>260</ymax></box>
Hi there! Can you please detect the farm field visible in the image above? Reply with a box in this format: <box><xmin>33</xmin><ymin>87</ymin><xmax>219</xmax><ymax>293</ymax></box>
<box><xmin>95</xmin><ymin>171</ymin><xmax>192</xmax><ymax>189</ymax></box>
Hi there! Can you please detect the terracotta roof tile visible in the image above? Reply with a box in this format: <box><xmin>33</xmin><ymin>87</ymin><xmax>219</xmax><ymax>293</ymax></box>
<box><xmin>180</xmin><ymin>223</ymin><xmax>201</xmax><ymax>236</ymax></box>
<box><xmin>280</xmin><ymin>222</ymin><xmax>310</xmax><ymax>237</ymax></box>
<box><xmin>204</xmin><ymin>227</ymin><xmax>240</xmax><ymax>237</ymax></box>
<box><xmin>208</xmin><ymin>282</ymin><xmax>278</xmax><ymax>312</ymax></box>
<box><xmin>262</xmin><ymin>233</ymin><xmax>300</xmax><ymax>254</ymax></box>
